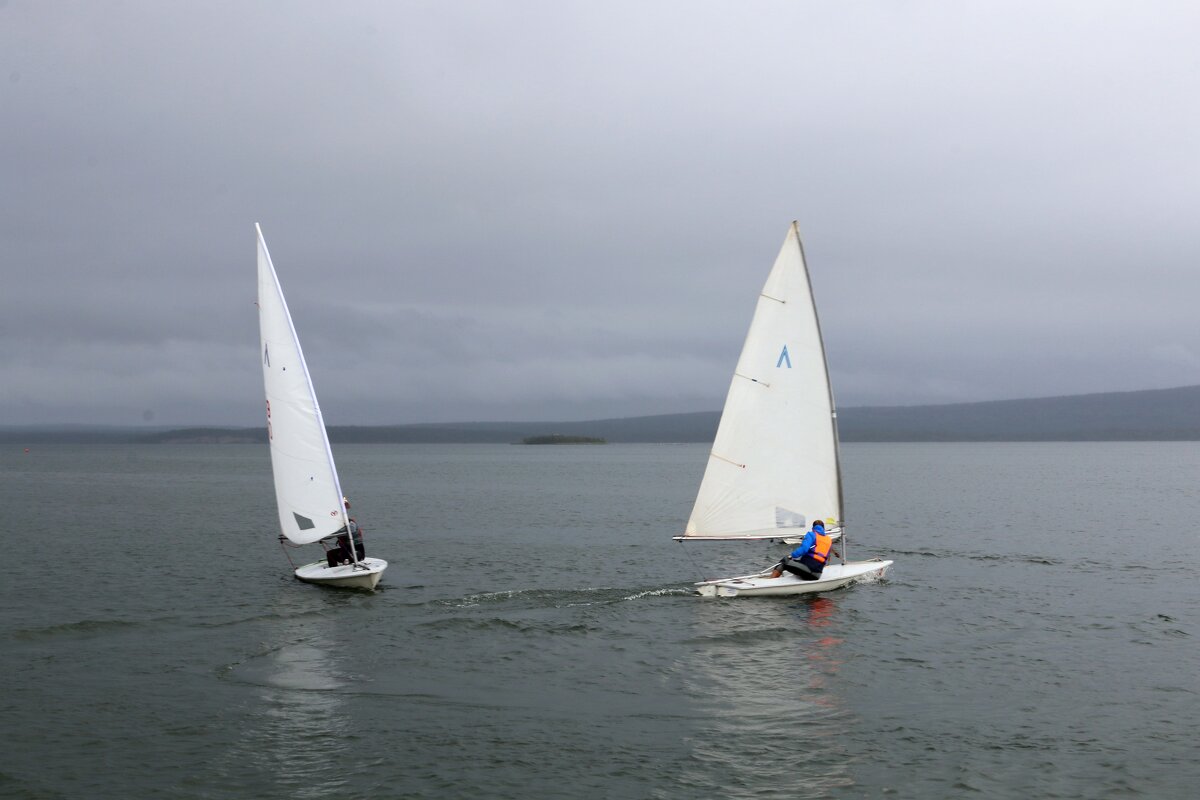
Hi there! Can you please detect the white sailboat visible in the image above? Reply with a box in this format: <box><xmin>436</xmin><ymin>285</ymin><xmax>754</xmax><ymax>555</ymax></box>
<box><xmin>256</xmin><ymin>224</ymin><xmax>387</xmax><ymax>590</ymax></box>
<box><xmin>677</xmin><ymin>222</ymin><xmax>891</xmax><ymax>597</ymax></box>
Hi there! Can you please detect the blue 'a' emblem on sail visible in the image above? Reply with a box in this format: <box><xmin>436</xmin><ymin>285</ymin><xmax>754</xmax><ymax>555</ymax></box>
<box><xmin>263</xmin><ymin>344</ymin><xmax>270</xmax><ymax>367</ymax></box>
<box><xmin>776</xmin><ymin>344</ymin><xmax>791</xmax><ymax>368</ymax></box>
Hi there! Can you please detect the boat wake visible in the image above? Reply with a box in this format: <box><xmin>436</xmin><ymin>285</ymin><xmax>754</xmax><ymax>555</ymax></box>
<box><xmin>888</xmin><ymin>547</ymin><xmax>1064</xmax><ymax>566</ymax></box>
<box><xmin>414</xmin><ymin>616</ymin><xmax>599</xmax><ymax>636</ymax></box>
<box><xmin>435</xmin><ymin>584</ymin><xmax>692</xmax><ymax>610</ymax></box>
<box><xmin>618</xmin><ymin>587</ymin><xmax>693</xmax><ymax>602</ymax></box>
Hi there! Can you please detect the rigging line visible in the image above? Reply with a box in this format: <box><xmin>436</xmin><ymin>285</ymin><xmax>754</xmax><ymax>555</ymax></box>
<box><xmin>734</xmin><ymin>372</ymin><xmax>770</xmax><ymax>387</ymax></box>
<box><xmin>710</xmin><ymin>452</ymin><xmax>746</xmax><ymax>469</ymax></box>
<box><xmin>761</xmin><ymin>293</ymin><xmax>786</xmax><ymax>304</ymax></box>
<box><xmin>277</xmin><ymin>536</ymin><xmax>298</xmax><ymax>569</ymax></box>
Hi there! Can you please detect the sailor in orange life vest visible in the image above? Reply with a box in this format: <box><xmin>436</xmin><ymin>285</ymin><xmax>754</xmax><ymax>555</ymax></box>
<box><xmin>769</xmin><ymin>519</ymin><xmax>837</xmax><ymax>580</ymax></box>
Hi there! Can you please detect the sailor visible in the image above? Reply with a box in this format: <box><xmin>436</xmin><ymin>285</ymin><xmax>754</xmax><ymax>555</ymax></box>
<box><xmin>770</xmin><ymin>519</ymin><xmax>835</xmax><ymax>580</ymax></box>
<box><xmin>341</xmin><ymin>517</ymin><xmax>365</xmax><ymax>561</ymax></box>
<box><xmin>326</xmin><ymin>497</ymin><xmax>366</xmax><ymax>566</ymax></box>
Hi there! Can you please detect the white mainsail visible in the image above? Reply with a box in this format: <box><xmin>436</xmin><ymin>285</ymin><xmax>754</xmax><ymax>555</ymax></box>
<box><xmin>683</xmin><ymin>222</ymin><xmax>843</xmax><ymax>540</ymax></box>
<box><xmin>257</xmin><ymin>223</ymin><xmax>349</xmax><ymax>546</ymax></box>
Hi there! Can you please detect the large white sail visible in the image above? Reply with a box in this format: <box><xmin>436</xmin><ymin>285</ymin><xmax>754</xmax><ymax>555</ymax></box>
<box><xmin>257</xmin><ymin>224</ymin><xmax>348</xmax><ymax>545</ymax></box>
<box><xmin>683</xmin><ymin>222</ymin><xmax>842</xmax><ymax>540</ymax></box>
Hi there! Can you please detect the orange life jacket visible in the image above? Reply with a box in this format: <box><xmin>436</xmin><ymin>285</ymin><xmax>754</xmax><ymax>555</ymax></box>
<box><xmin>810</xmin><ymin>532</ymin><xmax>833</xmax><ymax>564</ymax></box>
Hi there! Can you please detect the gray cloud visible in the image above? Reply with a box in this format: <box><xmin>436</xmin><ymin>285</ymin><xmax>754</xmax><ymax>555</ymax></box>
<box><xmin>3</xmin><ymin>0</ymin><xmax>1199</xmax><ymax>426</ymax></box>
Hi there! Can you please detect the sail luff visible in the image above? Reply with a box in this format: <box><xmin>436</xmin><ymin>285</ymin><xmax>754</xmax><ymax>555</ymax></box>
<box><xmin>257</xmin><ymin>224</ymin><xmax>348</xmax><ymax>545</ymax></box>
<box><xmin>792</xmin><ymin>221</ymin><xmax>845</xmax><ymax>530</ymax></box>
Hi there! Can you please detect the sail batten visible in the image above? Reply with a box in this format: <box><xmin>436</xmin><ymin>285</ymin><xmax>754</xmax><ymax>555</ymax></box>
<box><xmin>683</xmin><ymin>222</ymin><xmax>842</xmax><ymax>541</ymax></box>
<box><xmin>733</xmin><ymin>372</ymin><xmax>770</xmax><ymax>387</ymax></box>
<box><xmin>257</xmin><ymin>224</ymin><xmax>348</xmax><ymax>546</ymax></box>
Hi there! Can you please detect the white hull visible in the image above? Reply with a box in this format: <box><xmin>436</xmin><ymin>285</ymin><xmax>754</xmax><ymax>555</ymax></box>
<box><xmin>695</xmin><ymin>559</ymin><xmax>891</xmax><ymax>598</ymax></box>
<box><xmin>294</xmin><ymin>557</ymin><xmax>388</xmax><ymax>590</ymax></box>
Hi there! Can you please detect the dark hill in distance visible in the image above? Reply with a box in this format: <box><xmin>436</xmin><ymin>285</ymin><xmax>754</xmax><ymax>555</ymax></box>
<box><xmin>4</xmin><ymin>385</ymin><xmax>1199</xmax><ymax>444</ymax></box>
<box><xmin>839</xmin><ymin>384</ymin><xmax>1200</xmax><ymax>441</ymax></box>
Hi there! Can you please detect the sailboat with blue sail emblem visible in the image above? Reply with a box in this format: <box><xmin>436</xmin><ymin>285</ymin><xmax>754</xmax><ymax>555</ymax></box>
<box><xmin>676</xmin><ymin>222</ymin><xmax>892</xmax><ymax>597</ymax></box>
<box><xmin>256</xmin><ymin>224</ymin><xmax>387</xmax><ymax>589</ymax></box>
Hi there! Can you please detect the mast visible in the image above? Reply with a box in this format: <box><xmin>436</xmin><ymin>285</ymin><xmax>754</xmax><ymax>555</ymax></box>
<box><xmin>791</xmin><ymin>221</ymin><xmax>847</xmax><ymax>562</ymax></box>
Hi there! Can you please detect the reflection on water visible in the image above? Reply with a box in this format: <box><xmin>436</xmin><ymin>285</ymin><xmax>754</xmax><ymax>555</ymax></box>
<box><xmin>679</xmin><ymin>595</ymin><xmax>855</xmax><ymax>799</ymax></box>
<box><xmin>221</xmin><ymin>591</ymin><xmax>358</xmax><ymax>798</ymax></box>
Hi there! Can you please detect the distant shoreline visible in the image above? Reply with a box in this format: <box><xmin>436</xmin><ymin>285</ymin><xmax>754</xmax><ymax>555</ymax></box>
<box><xmin>5</xmin><ymin>385</ymin><xmax>1199</xmax><ymax>444</ymax></box>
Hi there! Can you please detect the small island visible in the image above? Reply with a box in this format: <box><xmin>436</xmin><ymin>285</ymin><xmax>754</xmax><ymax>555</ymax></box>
<box><xmin>519</xmin><ymin>434</ymin><xmax>606</xmax><ymax>445</ymax></box>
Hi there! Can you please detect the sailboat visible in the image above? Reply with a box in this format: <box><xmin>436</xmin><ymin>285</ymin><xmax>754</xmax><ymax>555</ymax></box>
<box><xmin>256</xmin><ymin>223</ymin><xmax>388</xmax><ymax>590</ymax></box>
<box><xmin>677</xmin><ymin>222</ymin><xmax>892</xmax><ymax>597</ymax></box>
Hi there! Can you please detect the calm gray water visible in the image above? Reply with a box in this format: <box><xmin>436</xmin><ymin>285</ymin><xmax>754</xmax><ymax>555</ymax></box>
<box><xmin>2</xmin><ymin>442</ymin><xmax>1197</xmax><ymax>799</ymax></box>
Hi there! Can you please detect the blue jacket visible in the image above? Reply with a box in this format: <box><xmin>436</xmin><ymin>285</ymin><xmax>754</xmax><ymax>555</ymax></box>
<box><xmin>788</xmin><ymin>528</ymin><xmax>824</xmax><ymax>560</ymax></box>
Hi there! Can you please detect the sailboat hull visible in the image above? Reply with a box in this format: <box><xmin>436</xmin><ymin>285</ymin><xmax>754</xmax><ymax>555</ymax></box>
<box><xmin>295</xmin><ymin>558</ymin><xmax>388</xmax><ymax>590</ymax></box>
<box><xmin>695</xmin><ymin>559</ymin><xmax>891</xmax><ymax>598</ymax></box>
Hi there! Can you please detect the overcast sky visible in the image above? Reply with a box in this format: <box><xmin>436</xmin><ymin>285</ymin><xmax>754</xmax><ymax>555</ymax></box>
<box><xmin>3</xmin><ymin>1</ymin><xmax>1198</xmax><ymax>426</ymax></box>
